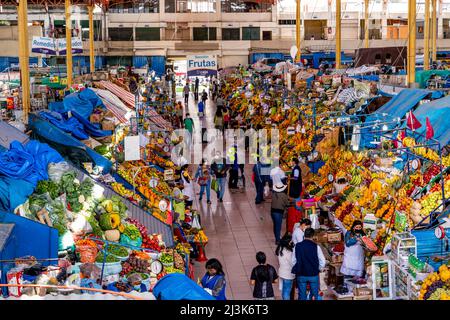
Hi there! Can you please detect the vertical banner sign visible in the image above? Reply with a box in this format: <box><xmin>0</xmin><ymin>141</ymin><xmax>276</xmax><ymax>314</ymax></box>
<box><xmin>31</xmin><ymin>37</ymin><xmax>57</xmax><ymax>55</ymax></box>
<box><xmin>187</xmin><ymin>55</ymin><xmax>217</xmax><ymax>77</ymax></box>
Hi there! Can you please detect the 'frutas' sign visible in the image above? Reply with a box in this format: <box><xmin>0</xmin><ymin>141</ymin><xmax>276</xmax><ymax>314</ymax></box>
<box><xmin>187</xmin><ymin>55</ymin><xmax>217</xmax><ymax>77</ymax></box>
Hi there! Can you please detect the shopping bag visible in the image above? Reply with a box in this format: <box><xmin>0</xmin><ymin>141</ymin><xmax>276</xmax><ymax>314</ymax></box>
<box><xmin>310</xmin><ymin>213</ymin><xmax>320</xmax><ymax>230</ymax></box>
<box><xmin>211</xmin><ymin>179</ymin><xmax>219</xmax><ymax>193</ymax></box>
<box><xmin>263</xmin><ymin>183</ymin><xmax>270</xmax><ymax>198</ymax></box>
<box><xmin>191</xmin><ymin>214</ymin><xmax>202</xmax><ymax>229</ymax></box>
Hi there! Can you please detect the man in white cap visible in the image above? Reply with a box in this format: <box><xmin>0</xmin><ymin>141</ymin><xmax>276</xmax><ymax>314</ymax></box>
<box><xmin>270</xmin><ymin>182</ymin><xmax>291</xmax><ymax>245</ymax></box>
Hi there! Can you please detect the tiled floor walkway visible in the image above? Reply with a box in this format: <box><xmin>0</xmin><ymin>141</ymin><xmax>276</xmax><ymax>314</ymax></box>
<box><xmin>179</xmin><ymin>89</ymin><xmax>284</xmax><ymax>299</ymax></box>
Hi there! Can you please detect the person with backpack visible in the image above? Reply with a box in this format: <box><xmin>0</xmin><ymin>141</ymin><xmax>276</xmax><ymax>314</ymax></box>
<box><xmin>250</xmin><ymin>252</ymin><xmax>278</xmax><ymax>300</ymax></box>
<box><xmin>195</xmin><ymin>159</ymin><xmax>212</xmax><ymax>205</ymax></box>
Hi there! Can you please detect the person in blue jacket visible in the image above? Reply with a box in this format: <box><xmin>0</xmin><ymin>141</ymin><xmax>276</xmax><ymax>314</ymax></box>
<box><xmin>201</xmin><ymin>258</ymin><xmax>227</xmax><ymax>300</ymax></box>
<box><xmin>252</xmin><ymin>157</ymin><xmax>271</xmax><ymax>204</ymax></box>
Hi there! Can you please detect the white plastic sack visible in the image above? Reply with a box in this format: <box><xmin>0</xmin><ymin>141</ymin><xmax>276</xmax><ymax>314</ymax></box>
<box><xmin>70</xmin><ymin>214</ymin><xmax>93</xmax><ymax>235</ymax></box>
<box><xmin>310</xmin><ymin>213</ymin><xmax>320</xmax><ymax>229</ymax></box>
<box><xmin>48</xmin><ymin>162</ymin><xmax>71</xmax><ymax>183</ymax></box>
<box><xmin>191</xmin><ymin>214</ymin><xmax>202</xmax><ymax>229</ymax></box>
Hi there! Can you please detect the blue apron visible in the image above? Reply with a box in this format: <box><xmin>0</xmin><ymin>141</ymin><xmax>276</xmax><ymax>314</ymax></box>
<box><xmin>201</xmin><ymin>274</ymin><xmax>227</xmax><ymax>300</ymax></box>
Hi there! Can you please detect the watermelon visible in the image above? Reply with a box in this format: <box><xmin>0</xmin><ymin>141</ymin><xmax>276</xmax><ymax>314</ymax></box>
<box><xmin>361</xmin><ymin>236</ymin><xmax>378</xmax><ymax>252</ymax></box>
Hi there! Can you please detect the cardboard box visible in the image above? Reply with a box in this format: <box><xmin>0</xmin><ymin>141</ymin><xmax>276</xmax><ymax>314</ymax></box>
<box><xmin>327</xmin><ymin>231</ymin><xmax>343</xmax><ymax>243</ymax></box>
<box><xmin>353</xmin><ymin>294</ymin><xmax>372</xmax><ymax>300</ymax></box>
<box><xmin>101</xmin><ymin>120</ymin><xmax>115</xmax><ymax>131</ymax></box>
<box><xmin>90</xmin><ymin>113</ymin><xmax>103</xmax><ymax>123</ymax></box>
<box><xmin>353</xmin><ymin>287</ymin><xmax>372</xmax><ymax>296</ymax></box>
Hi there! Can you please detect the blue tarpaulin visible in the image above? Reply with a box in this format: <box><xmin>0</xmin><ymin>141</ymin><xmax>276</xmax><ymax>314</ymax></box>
<box><xmin>413</xmin><ymin>95</ymin><xmax>450</xmax><ymax>146</ymax></box>
<box><xmin>39</xmin><ymin>111</ymin><xmax>89</xmax><ymax>140</ymax></box>
<box><xmin>0</xmin><ymin>140</ymin><xmax>64</xmax><ymax>211</ymax></box>
<box><xmin>152</xmin><ymin>273</ymin><xmax>215</xmax><ymax>300</ymax></box>
<box><xmin>350</xmin><ymin>74</ymin><xmax>380</xmax><ymax>82</ymax></box>
<box><xmin>360</xmin><ymin>89</ymin><xmax>431</xmax><ymax>148</ymax></box>
<box><xmin>374</xmin><ymin>89</ymin><xmax>430</xmax><ymax>119</ymax></box>
<box><xmin>63</xmin><ymin>88</ymin><xmax>104</xmax><ymax>119</ymax></box>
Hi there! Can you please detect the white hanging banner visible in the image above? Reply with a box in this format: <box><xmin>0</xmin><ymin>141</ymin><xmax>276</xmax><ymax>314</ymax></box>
<box><xmin>31</xmin><ymin>37</ymin><xmax>57</xmax><ymax>55</ymax></box>
<box><xmin>57</xmin><ymin>37</ymin><xmax>83</xmax><ymax>55</ymax></box>
<box><xmin>124</xmin><ymin>135</ymin><xmax>141</xmax><ymax>161</ymax></box>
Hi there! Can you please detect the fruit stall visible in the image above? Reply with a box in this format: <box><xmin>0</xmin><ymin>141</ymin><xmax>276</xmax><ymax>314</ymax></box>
<box><xmin>221</xmin><ymin>65</ymin><xmax>450</xmax><ymax>300</ymax></box>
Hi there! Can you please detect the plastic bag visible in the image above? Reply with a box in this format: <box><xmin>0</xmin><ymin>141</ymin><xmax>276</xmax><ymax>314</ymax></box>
<box><xmin>310</xmin><ymin>213</ymin><xmax>320</xmax><ymax>229</ymax></box>
<box><xmin>191</xmin><ymin>214</ymin><xmax>201</xmax><ymax>229</ymax></box>
<box><xmin>48</xmin><ymin>162</ymin><xmax>71</xmax><ymax>183</ymax></box>
<box><xmin>264</xmin><ymin>183</ymin><xmax>270</xmax><ymax>198</ymax></box>
<box><xmin>211</xmin><ymin>179</ymin><xmax>219</xmax><ymax>193</ymax></box>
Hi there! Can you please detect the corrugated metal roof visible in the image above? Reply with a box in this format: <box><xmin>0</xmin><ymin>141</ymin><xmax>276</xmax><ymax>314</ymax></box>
<box><xmin>0</xmin><ymin>120</ymin><xmax>29</xmax><ymax>149</ymax></box>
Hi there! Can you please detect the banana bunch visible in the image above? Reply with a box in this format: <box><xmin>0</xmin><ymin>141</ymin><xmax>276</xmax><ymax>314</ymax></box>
<box><xmin>443</xmin><ymin>155</ymin><xmax>450</xmax><ymax>167</ymax></box>
<box><xmin>402</xmin><ymin>137</ymin><xmax>416</xmax><ymax>147</ymax></box>
<box><xmin>349</xmin><ymin>174</ymin><xmax>362</xmax><ymax>185</ymax></box>
<box><xmin>386</xmin><ymin>175</ymin><xmax>400</xmax><ymax>185</ymax></box>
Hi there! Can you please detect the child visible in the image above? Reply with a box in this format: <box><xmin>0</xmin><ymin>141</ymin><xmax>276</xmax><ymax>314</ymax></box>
<box><xmin>250</xmin><ymin>252</ymin><xmax>278</xmax><ymax>300</ymax></box>
<box><xmin>201</xmin><ymin>258</ymin><xmax>227</xmax><ymax>300</ymax></box>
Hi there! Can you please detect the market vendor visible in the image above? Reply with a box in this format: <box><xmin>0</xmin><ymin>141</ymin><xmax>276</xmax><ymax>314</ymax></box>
<box><xmin>288</xmin><ymin>158</ymin><xmax>302</xmax><ymax>199</ymax></box>
<box><xmin>127</xmin><ymin>273</ymin><xmax>148</xmax><ymax>292</ymax></box>
<box><xmin>79</xmin><ymin>263</ymin><xmax>102</xmax><ymax>294</ymax></box>
<box><xmin>340</xmin><ymin>220</ymin><xmax>366</xmax><ymax>279</ymax></box>
<box><xmin>180</xmin><ymin>164</ymin><xmax>195</xmax><ymax>207</ymax></box>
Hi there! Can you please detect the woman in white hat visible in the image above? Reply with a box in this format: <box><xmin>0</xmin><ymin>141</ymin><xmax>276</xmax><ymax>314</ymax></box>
<box><xmin>271</xmin><ymin>183</ymin><xmax>291</xmax><ymax>245</ymax></box>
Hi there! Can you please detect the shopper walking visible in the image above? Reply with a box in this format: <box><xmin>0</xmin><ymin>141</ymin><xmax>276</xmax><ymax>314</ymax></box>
<box><xmin>180</xmin><ymin>164</ymin><xmax>195</xmax><ymax>208</ymax></box>
<box><xmin>211</xmin><ymin>153</ymin><xmax>229</xmax><ymax>203</ymax></box>
<box><xmin>340</xmin><ymin>220</ymin><xmax>366</xmax><ymax>278</ymax></box>
<box><xmin>252</xmin><ymin>159</ymin><xmax>271</xmax><ymax>204</ymax></box>
<box><xmin>288</xmin><ymin>157</ymin><xmax>302</xmax><ymax>199</ymax></box>
<box><xmin>271</xmin><ymin>183</ymin><xmax>290</xmax><ymax>244</ymax></box>
<box><xmin>183</xmin><ymin>113</ymin><xmax>194</xmax><ymax>145</ymax></box>
<box><xmin>195</xmin><ymin>159</ymin><xmax>212</xmax><ymax>205</ymax></box>
<box><xmin>176</xmin><ymin>101</ymin><xmax>184</xmax><ymax>127</ymax></box>
<box><xmin>292</xmin><ymin>218</ymin><xmax>312</xmax><ymax>245</ymax></box>
<box><xmin>227</xmin><ymin>144</ymin><xmax>239</xmax><ymax>191</ymax></box>
<box><xmin>276</xmin><ymin>234</ymin><xmax>295</xmax><ymax>300</ymax></box>
<box><xmin>292</xmin><ymin>228</ymin><xmax>326</xmax><ymax>300</ymax></box>
<box><xmin>214</xmin><ymin>109</ymin><xmax>224</xmax><ymax>131</ymax></box>
<box><xmin>201</xmin><ymin>89</ymin><xmax>208</xmax><ymax>106</ymax></box>
<box><xmin>183</xmin><ymin>82</ymin><xmax>190</xmax><ymax>105</ymax></box>
<box><xmin>216</xmin><ymin>95</ymin><xmax>225</xmax><ymax>112</ymax></box>
<box><xmin>250</xmin><ymin>252</ymin><xmax>278</xmax><ymax>300</ymax></box>
<box><xmin>201</xmin><ymin>258</ymin><xmax>227</xmax><ymax>300</ymax></box>
<box><xmin>270</xmin><ymin>160</ymin><xmax>287</xmax><ymax>186</ymax></box>
<box><xmin>223</xmin><ymin>108</ymin><xmax>231</xmax><ymax>129</ymax></box>
<box><xmin>194</xmin><ymin>77</ymin><xmax>200</xmax><ymax>101</ymax></box>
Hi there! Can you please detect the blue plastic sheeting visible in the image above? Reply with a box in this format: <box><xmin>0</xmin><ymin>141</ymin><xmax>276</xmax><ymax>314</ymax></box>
<box><xmin>39</xmin><ymin>111</ymin><xmax>89</xmax><ymax>140</ymax></box>
<box><xmin>413</xmin><ymin>95</ymin><xmax>450</xmax><ymax>146</ymax></box>
<box><xmin>350</xmin><ymin>74</ymin><xmax>380</xmax><ymax>82</ymax></box>
<box><xmin>0</xmin><ymin>140</ymin><xmax>64</xmax><ymax>211</ymax></box>
<box><xmin>133</xmin><ymin>56</ymin><xmax>149</xmax><ymax>68</ymax></box>
<box><xmin>29</xmin><ymin>114</ymin><xmax>113</xmax><ymax>173</ymax></box>
<box><xmin>150</xmin><ymin>56</ymin><xmax>166</xmax><ymax>76</ymax></box>
<box><xmin>152</xmin><ymin>273</ymin><xmax>215</xmax><ymax>300</ymax></box>
<box><xmin>0</xmin><ymin>140</ymin><xmax>63</xmax><ymax>185</ymax></box>
<box><xmin>374</xmin><ymin>89</ymin><xmax>430</xmax><ymax>119</ymax></box>
<box><xmin>63</xmin><ymin>88</ymin><xmax>104</xmax><ymax>119</ymax></box>
<box><xmin>0</xmin><ymin>57</ymin><xmax>38</xmax><ymax>72</ymax></box>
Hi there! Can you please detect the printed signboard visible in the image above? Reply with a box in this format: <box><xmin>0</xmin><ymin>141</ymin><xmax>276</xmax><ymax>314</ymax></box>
<box><xmin>186</xmin><ymin>55</ymin><xmax>217</xmax><ymax>77</ymax></box>
<box><xmin>31</xmin><ymin>37</ymin><xmax>57</xmax><ymax>55</ymax></box>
